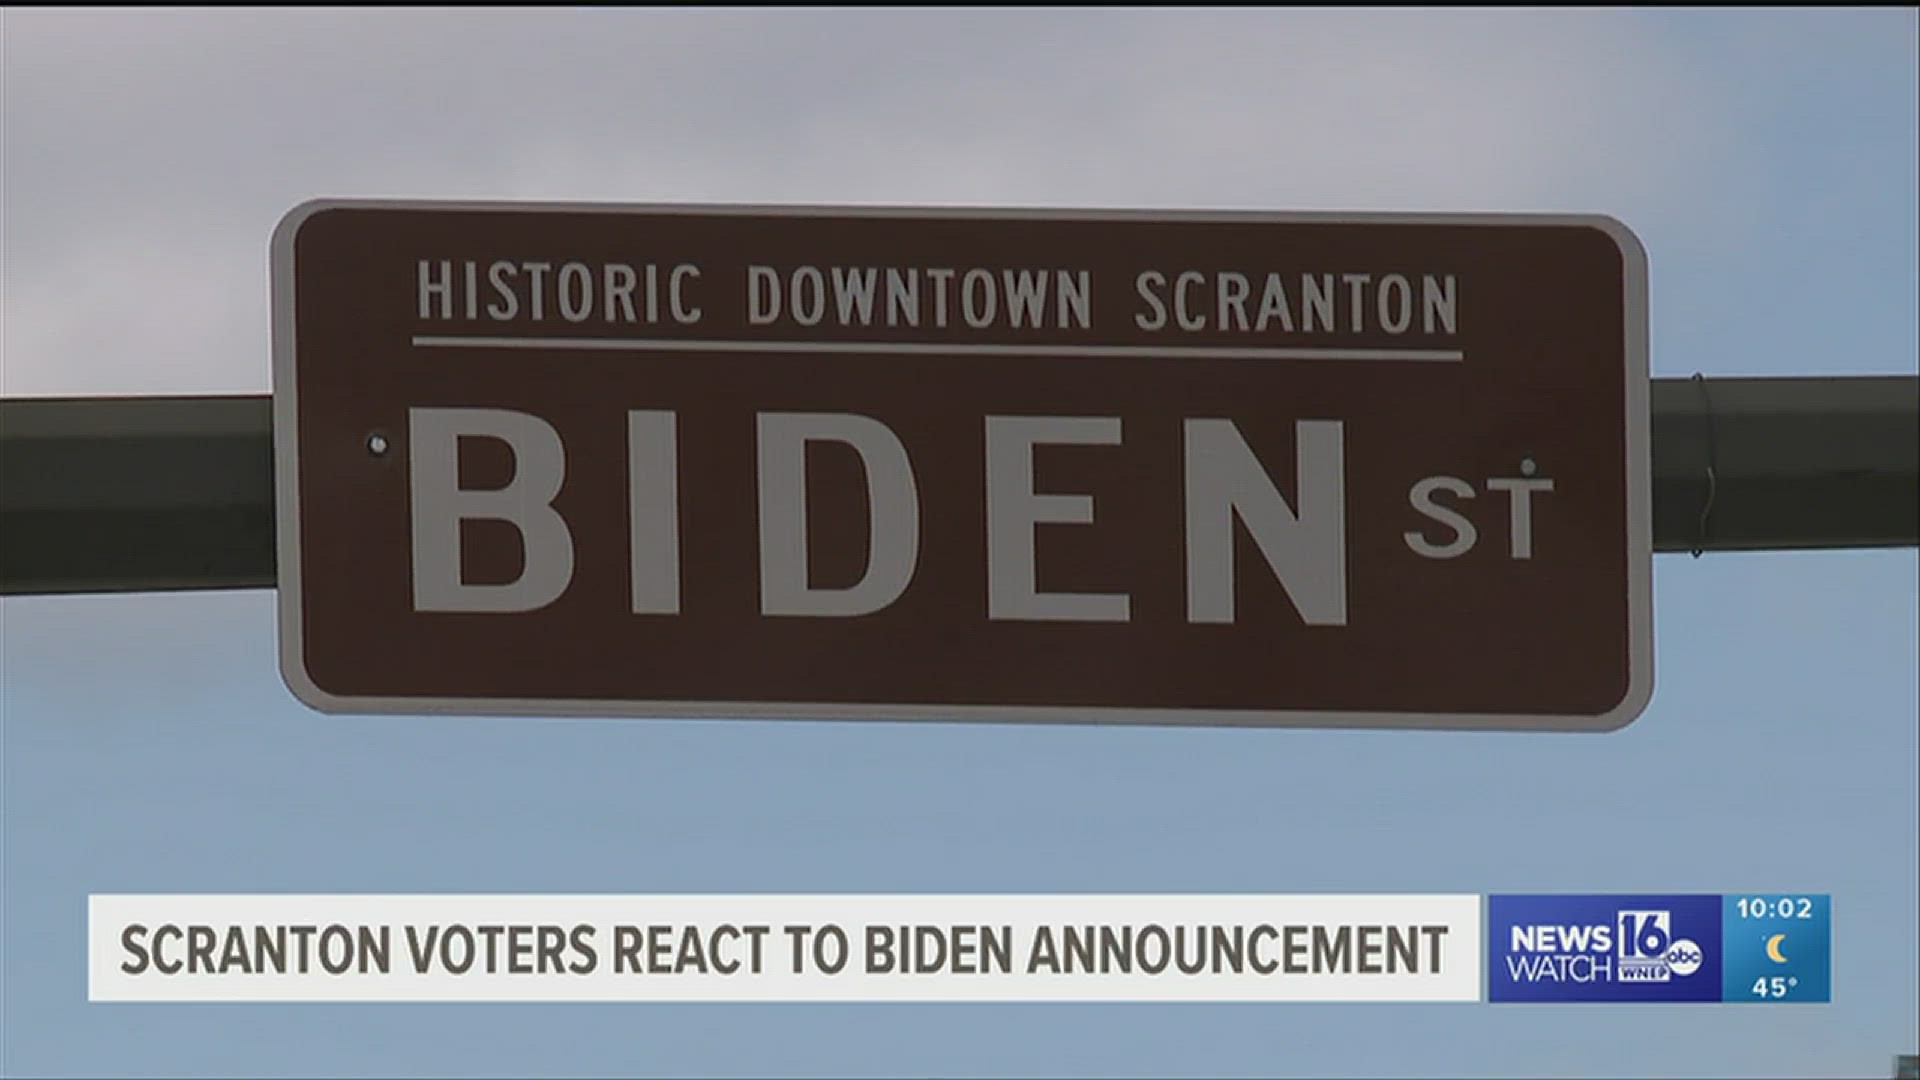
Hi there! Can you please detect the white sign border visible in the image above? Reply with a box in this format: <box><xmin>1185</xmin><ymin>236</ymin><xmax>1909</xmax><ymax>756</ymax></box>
<box><xmin>271</xmin><ymin>199</ymin><xmax>1653</xmax><ymax>732</ymax></box>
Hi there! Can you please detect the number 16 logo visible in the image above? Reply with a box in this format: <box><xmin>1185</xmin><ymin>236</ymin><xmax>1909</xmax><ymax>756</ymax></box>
<box><xmin>1618</xmin><ymin>911</ymin><xmax>1672</xmax><ymax>959</ymax></box>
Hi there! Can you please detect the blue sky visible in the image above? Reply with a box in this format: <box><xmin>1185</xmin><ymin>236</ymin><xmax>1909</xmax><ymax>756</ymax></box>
<box><xmin>3</xmin><ymin>8</ymin><xmax>1916</xmax><ymax>1078</ymax></box>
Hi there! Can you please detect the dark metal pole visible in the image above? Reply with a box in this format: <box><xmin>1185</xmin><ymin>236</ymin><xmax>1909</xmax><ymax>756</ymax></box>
<box><xmin>2</xmin><ymin>376</ymin><xmax>1915</xmax><ymax>596</ymax></box>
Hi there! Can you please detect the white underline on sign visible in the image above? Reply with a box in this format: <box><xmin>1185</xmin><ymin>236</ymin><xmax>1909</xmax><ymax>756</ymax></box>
<box><xmin>410</xmin><ymin>335</ymin><xmax>1464</xmax><ymax>362</ymax></box>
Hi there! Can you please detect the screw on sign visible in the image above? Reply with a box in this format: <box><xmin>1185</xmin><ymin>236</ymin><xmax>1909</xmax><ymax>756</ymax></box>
<box><xmin>272</xmin><ymin>201</ymin><xmax>1651</xmax><ymax>730</ymax></box>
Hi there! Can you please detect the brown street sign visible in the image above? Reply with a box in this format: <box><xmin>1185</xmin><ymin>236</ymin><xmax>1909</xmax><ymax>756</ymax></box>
<box><xmin>271</xmin><ymin>200</ymin><xmax>1651</xmax><ymax>730</ymax></box>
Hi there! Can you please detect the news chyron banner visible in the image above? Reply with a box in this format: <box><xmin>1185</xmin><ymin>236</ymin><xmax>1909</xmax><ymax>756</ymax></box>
<box><xmin>87</xmin><ymin>894</ymin><xmax>1831</xmax><ymax>1004</ymax></box>
<box><xmin>1488</xmin><ymin>894</ymin><xmax>1832</xmax><ymax>1004</ymax></box>
<box><xmin>90</xmin><ymin>895</ymin><xmax>1482</xmax><ymax>1003</ymax></box>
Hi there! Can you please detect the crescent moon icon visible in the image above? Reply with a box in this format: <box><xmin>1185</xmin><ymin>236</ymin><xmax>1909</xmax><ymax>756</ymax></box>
<box><xmin>1766</xmin><ymin>933</ymin><xmax>1789</xmax><ymax>963</ymax></box>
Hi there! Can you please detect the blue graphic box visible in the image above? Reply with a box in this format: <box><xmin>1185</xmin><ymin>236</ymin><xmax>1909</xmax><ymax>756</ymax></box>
<box><xmin>1720</xmin><ymin>894</ymin><xmax>1831</xmax><ymax>1003</ymax></box>
<box><xmin>1489</xmin><ymin>894</ymin><xmax>1723</xmax><ymax>1003</ymax></box>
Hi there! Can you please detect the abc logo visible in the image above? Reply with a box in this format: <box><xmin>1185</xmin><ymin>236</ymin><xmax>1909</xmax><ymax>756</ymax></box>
<box><xmin>1665</xmin><ymin>939</ymin><xmax>1703</xmax><ymax>976</ymax></box>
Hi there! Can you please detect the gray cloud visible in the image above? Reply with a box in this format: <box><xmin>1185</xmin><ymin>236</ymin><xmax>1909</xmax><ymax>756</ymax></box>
<box><xmin>6</xmin><ymin>8</ymin><xmax>1743</xmax><ymax>394</ymax></box>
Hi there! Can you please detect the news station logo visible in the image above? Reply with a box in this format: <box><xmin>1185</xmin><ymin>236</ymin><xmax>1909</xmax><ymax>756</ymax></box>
<box><xmin>1489</xmin><ymin>895</ymin><xmax>1722</xmax><ymax>1002</ymax></box>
